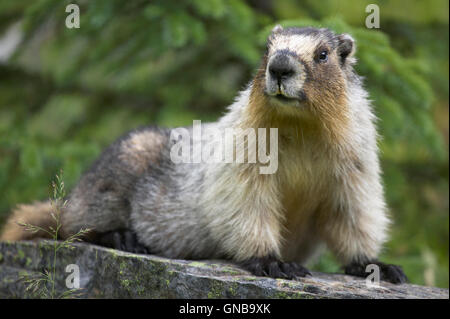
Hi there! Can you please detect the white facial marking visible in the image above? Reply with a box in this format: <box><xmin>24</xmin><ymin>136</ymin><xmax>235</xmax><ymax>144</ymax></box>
<box><xmin>269</xmin><ymin>34</ymin><xmax>324</xmax><ymax>63</ymax></box>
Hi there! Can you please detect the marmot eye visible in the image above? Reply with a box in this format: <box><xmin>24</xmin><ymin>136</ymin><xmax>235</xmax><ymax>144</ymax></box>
<box><xmin>318</xmin><ymin>50</ymin><xmax>328</xmax><ymax>62</ymax></box>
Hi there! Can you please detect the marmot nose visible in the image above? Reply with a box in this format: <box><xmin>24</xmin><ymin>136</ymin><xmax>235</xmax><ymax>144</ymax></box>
<box><xmin>268</xmin><ymin>55</ymin><xmax>295</xmax><ymax>82</ymax></box>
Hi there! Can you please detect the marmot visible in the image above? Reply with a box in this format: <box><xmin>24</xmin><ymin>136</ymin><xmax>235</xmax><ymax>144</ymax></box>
<box><xmin>1</xmin><ymin>25</ymin><xmax>407</xmax><ymax>283</ymax></box>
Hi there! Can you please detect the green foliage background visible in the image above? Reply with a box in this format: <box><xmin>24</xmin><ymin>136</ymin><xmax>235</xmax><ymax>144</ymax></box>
<box><xmin>0</xmin><ymin>0</ymin><xmax>448</xmax><ymax>287</ymax></box>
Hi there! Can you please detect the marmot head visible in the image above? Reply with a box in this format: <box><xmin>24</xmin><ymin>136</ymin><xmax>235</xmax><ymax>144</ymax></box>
<box><xmin>252</xmin><ymin>25</ymin><xmax>357</xmax><ymax>122</ymax></box>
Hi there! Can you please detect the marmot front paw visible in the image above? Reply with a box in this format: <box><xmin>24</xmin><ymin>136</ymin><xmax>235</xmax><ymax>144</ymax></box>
<box><xmin>345</xmin><ymin>259</ymin><xmax>408</xmax><ymax>284</ymax></box>
<box><xmin>240</xmin><ymin>255</ymin><xmax>311</xmax><ymax>280</ymax></box>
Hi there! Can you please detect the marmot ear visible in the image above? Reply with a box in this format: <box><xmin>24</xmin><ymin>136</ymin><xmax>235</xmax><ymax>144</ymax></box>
<box><xmin>272</xmin><ymin>24</ymin><xmax>283</xmax><ymax>33</ymax></box>
<box><xmin>337</xmin><ymin>33</ymin><xmax>355</xmax><ymax>64</ymax></box>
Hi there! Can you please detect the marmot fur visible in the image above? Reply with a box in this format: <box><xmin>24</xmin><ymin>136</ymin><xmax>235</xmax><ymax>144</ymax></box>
<box><xmin>1</xmin><ymin>26</ymin><xmax>407</xmax><ymax>283</ymax></box>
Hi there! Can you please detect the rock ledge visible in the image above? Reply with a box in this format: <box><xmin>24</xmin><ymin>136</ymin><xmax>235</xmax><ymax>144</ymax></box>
<box><xmin>0</xmin><ymin>241</ymin><xmax>447</xmax><ymax>299</ymax></box>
